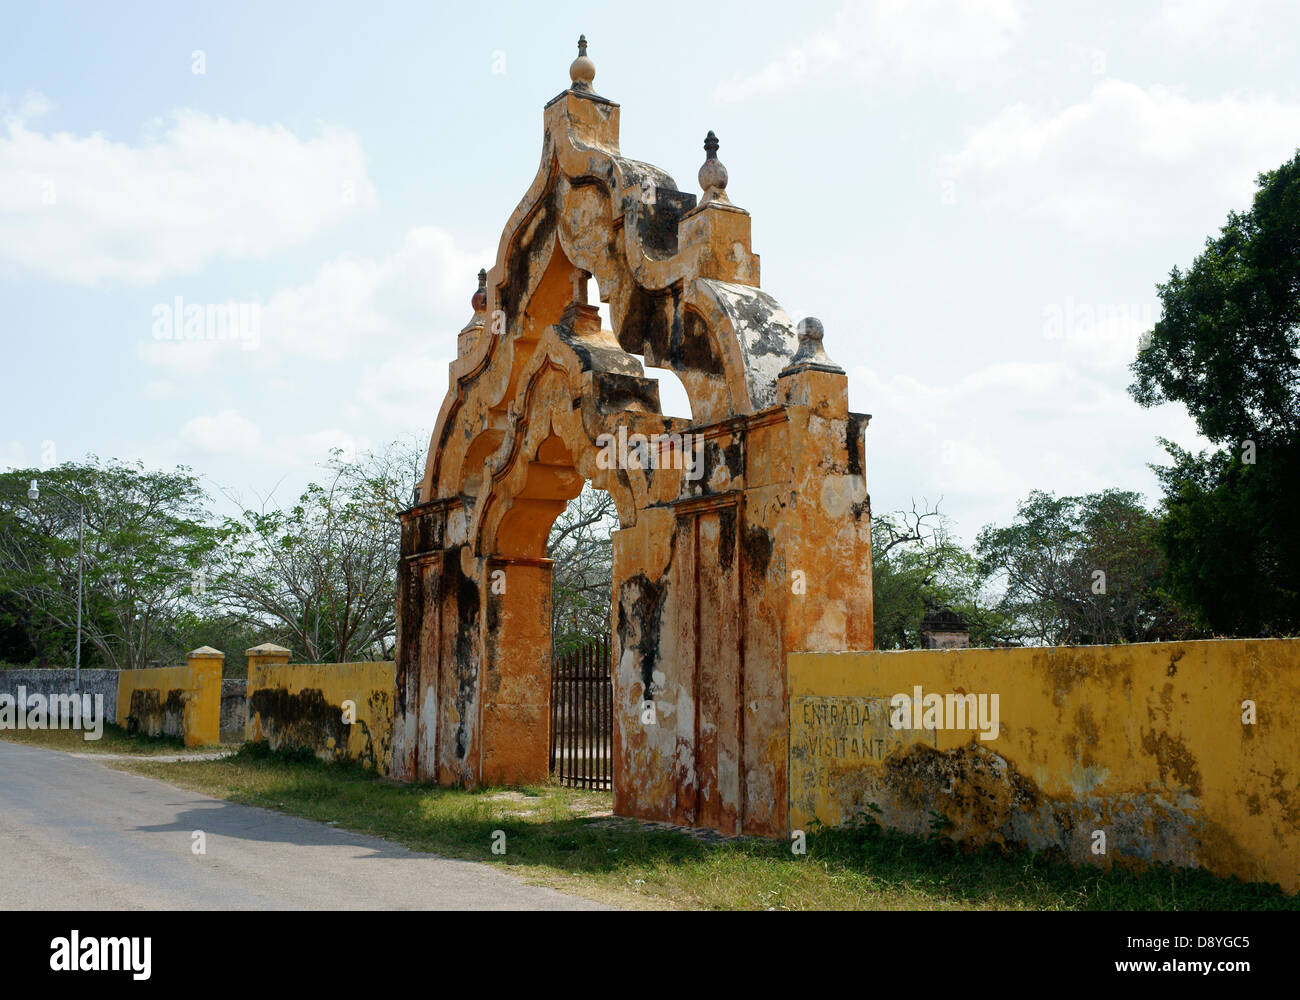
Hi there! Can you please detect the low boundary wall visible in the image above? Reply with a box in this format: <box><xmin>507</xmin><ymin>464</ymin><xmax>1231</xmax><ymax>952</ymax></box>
<box><xmin>116</xmin><ymin>648</ymin><xmax>223</xmax><ymax>747</ymax></box>
<box><xmin>788</xmin><ymin>639</ymin><xmax>1300</xmax><ymax>894</ymax></box>
<box><xmin>0</xmin><ymin>669</ymin><xmax>119</xmax><ymax>725</ymax></box>
<box><xmin>245</xmin><ymin>658</ymin><xmax>394</xmax><ymax>774</ymax></box>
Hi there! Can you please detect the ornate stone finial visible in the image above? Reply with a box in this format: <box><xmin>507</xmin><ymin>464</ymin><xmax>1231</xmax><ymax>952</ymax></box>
<box><xmin>570</xmin><ymin>34</ymin><xmax>595</xmax><ymax>90</ymax></box>
<box><xmin>781</xmin><ymin>317</ymin><xmax>845</xmax><ymax>376</ymax></box>
<box><xmin>698</xmin><ymin>130</ymin><xmax>730</xmax><ymax>205</ymax></box>
<box><xmin>795</xmin><ymin>317</ymin><xmax>825</xmax><ymax>361</ymax></box>
<box><xmin>471</xmin><ymin>269</ymin><xmax>487</xmax><ymax>313</ymax></box>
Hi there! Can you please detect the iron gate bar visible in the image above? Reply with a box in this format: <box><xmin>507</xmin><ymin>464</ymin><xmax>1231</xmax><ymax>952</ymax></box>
<box><xmin>549</xmin><ymin>636</ymin><xmax>613</xmax><ymax>790</ymax></box>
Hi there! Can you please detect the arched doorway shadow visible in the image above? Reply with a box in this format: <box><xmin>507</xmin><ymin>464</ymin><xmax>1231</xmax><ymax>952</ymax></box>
<box><xmin>478</xmin><ymin>428</ymin><xmax>601</xmax><ymax>787</ymax></box>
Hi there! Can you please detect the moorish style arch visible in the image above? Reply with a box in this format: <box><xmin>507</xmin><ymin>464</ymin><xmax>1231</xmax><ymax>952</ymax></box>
<box><xmin>394</xmin><ymin>38</ymin><xmax>873</xmax><ymax>837</ymax></box>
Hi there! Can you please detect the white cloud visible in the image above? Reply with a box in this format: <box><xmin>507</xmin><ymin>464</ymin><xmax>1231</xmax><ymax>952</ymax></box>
<box><xmin>1</xmin><ymin>440</ymin><xmax>28</xmax><ymax>470</ymax></box>
<box><xmin>179</xmin><ymin>409</ymin><xmax>262</xmax><ymax>455</ymax></box>
<box><xmin>256</xmin><ymin>226</ymin><xmax>488</xmax><ymax>362</ymax></box>
<box><xmin>1146</xmin><ymin>0</ymin><xmax>1292</xmax><ymax>49</ymax></box>
<box><xmin>283</xmin><ymin>428</ymin><xmax>369</xmax><ymax>467</ymax></box>
<box><xmin>0</xmin><ymin>90</ymin><xmax>54</xmax><ymax>121</ymax></box>
<box><xmin>850</xmin><ymin>358</ymin><xmax>1205</xmax><ymax>540</ymax></box>
<box><xmin>1043</xmin><ymin>298</ymin><xmax>1159</xmax><ymax>373</ymax></box>
<box><xmin>713</xmin><ymin>0</ymin><xmax>1023</xmax><ymax>103</ymax></box>
<box><xmin>946</xmin><ymin>80</ymin><xmax>1300</xmax><ymax>240</ymax></box>
<box><xmin>130</xmin><ymin>225</ymin><xmax>487</xmax><ymax>376</ymax></box>
<box><xmin>0</xmin><ymin>101</ymin><xmax>376</xmax><ymax>285</ymax></box>
<box><xmin>357</xmin><ymin>354</ymin><xmax>452</xmax><ymax>432</ymax></box>
<box><xmin>161</xmin><ymin>412</ymin><xmax>378</xmax><ymax>483</ymax></box>
<box><xmin>135</xmin><ymin>338</ymin><xmax>224</xmax><ymax>375</ymax></box>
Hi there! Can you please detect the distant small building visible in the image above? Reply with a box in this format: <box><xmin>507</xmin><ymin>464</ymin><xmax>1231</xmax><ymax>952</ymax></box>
<box><xmin>919</xmin><ymin>608</ymin><xmax>970</xmax><ymax>650</ymax></box>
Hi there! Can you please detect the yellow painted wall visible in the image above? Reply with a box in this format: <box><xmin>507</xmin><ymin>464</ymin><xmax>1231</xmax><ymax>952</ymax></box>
<box><xmin>245</xmin><ymin>661</ymin><xmax>395</xmax><ymax>774</ymax></box>
<box><xmin>116</xmin><ymin>659</ymin><xmax>221</xmax><ymax>747</ymax></box>
<box><xmin>789</xmin><ymin>640</ymin><xmax>1300</xmax><ymax>894</ymax></box>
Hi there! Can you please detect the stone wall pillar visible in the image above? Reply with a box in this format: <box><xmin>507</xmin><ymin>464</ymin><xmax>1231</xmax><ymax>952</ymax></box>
<box><xmin>244</xmin><ymin>642</ymin><xmax>290</xmax><ymax>741</ymax></box>
<box><xmin>480</xmin><ymin>556</ymin><xmax>554</xmax><ymax>785</ymax></box>
<box><xmin>776</xmin><ymin>321</ymin><xmax>874</xmax><ymax>657</ymax></box>
<box><xmin>184</xmin><ymin>645</ymin><xmax>224</xmax><ymax>747</ymax></box>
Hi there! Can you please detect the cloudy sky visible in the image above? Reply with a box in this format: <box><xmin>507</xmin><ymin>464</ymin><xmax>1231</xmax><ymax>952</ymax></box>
<box><xmin>2</xmin><ymin>0</ymin><xmax>1297</xmax><ymax>540</ymax></box>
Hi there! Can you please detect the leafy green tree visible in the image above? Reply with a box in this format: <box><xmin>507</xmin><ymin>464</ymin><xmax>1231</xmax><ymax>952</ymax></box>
<box><xmin>975</xmin><ymin>489</ymin><xmax>1198</xmax><ymax>646</ymax></box>
<box><xmin>1129</xmin><ymin>148</ymin><xmax>1300</xmax><ymax>634</ymax></box>
<box><xmin>871</xmin><ymin>501</ymin><xmax>1007</xmax><ymax>649</ymax></box>
<box><xmin>1147</xmin><ymin>440</ymin><xmax>1299</xmax><ymax>635</ymax></box>
<box><xmin>0</xmin><ymin>593</ymin><xmax>39</xmax><ymax>666</ymax></box>
<box><xmin>0</xmin><ymin>459</ymin><xmax>219</xmax><ymax>669</ymax></box>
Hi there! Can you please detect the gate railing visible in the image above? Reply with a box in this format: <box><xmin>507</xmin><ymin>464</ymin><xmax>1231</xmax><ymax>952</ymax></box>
<box><xmin>549</xmin><ymin>637</ymin><xmax>612</xmax><ymax>790</ymax></box>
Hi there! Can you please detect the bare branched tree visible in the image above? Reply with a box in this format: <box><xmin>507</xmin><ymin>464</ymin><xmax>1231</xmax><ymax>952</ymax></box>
<box><xmin>211</xmin><ymin>438</ymin><xmax>423</xmax><ymax>662</ymax></box>
<box><xmin>548</xmin><ymin>485</ymin><xmax>617</xmax><ymax>653</ymax></box>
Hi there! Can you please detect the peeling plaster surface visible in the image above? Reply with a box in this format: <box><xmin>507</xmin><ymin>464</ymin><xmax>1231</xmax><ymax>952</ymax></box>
<box><xmin>789</xmin><ymin>640</ymin><xmax>1300</xmax><ymax>894</ymax></box>
<box><xmin>700</xmin><ymin>279</ymin><xmax>799</xmax><ymax>409</ymax></box>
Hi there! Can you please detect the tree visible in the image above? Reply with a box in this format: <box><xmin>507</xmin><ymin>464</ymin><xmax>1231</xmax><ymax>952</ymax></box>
<box><xmin>871</xmin><ymin>500</ymin><xmax>1007</xmax><ymax>649</ymax></box>
<box><xmin>0</xmin><ymin>593</ymin><xmax>39</xmax><ymax>665</ymax></box>
<box><xmin>548</xmin><ymin>485</ymin><xmax>617</xmax><ymax>653</ymax></box>
<box><xmin>975</xmin><ymin>489</ymin><xmax>1197</xmax><ymax>646</ymax></box>
<box><xmin>1147</xmin><ymin>439</ymin><xmax>1299</xmax><ymax>635</ymax></box>
<box><xmin>212</xmin><ymin>439</ymin><xmax>421</xmax><ymax>662</ymax></box>
<box><xmin>0</xmin><ymin>459</ymin><xmax>219</xmax><ymax>669</ymax></box>
<box><xmin>1129</xmin><ymin>148</ymin><xmax>1300</xmax><ymax>634</ymax></box>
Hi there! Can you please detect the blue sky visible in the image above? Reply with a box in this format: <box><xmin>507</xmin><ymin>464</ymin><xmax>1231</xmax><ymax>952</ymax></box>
<box><xmin>3</xmin><ymin>0</ymin><xmax>1298</xmax><ymax>540</ymax></box>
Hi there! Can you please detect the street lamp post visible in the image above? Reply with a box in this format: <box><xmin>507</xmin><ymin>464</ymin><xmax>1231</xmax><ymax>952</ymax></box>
<box><xmin>28</xmin><ymin>479</ymin><xmax>84</xmax><ymax>690</ymax></box>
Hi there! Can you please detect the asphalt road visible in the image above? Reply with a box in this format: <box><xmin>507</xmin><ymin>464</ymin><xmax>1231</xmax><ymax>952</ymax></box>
<box><xmin>0</xmin><ymin>740</ymin><xmax>608</xmax><ymax>910</ymax></box>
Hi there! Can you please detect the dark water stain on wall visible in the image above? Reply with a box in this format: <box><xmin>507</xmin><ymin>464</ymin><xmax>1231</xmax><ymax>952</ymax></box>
<box><xmin>883</xmin><ymin>742</ymin><xmax>1043</xmax><ymax>845</ymax></box>
<box><xmin>617</xmin><ymin>572</ymin><xmax>668</xmax><ymax>700</ymax></box>
<box><xmin>451</xmin><ymin>547</ymin><xmax>480</xmax><ymax>762</ymax></box>
<box><xmin>248</xmin><ymin>687</ymin><xmax>349</xmax><ymax>759</ymax></box>
<box><xmin>126</xmin><ymin>688</ymin><xmax>186</xmax><ymax>739</ymax></box>
<box><xmin>1141</xmin><ymin>728</ymin><xmax>1203</xmax><ymax>796</ymax></box>
<box><xmin>743</xmin><ymin>523</ymin><xmax>773</xmax><ymax>579</ymax></box>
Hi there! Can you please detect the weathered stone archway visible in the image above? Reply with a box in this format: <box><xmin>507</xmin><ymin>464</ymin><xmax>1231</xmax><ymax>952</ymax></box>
<box><xmin>394</xmin><ymin>40</ymin><xmax>874</xmax><ymax>837</ymax></box>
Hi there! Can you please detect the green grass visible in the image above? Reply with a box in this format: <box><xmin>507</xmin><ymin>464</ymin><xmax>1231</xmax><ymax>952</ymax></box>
<box><xmin>104</xmin><ymin>744</ymin><xmax>1298</xmax><ymax>911</ymax></box>
<box><xmin>0</xmin><ymin>722</ymin><xmax>195</xmax><ymax>754</ymax></box>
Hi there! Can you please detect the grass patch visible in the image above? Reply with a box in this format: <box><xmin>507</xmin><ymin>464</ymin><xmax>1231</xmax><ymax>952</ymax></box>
<box><xmin>108</xmin><ymin>744</ymin><xmax>1297</xmax><ymax>911</ymax></box>
<box><xmin>0</xmin><ymin>722</ymin><xmax>195</xmax><ymax>755</ymax></box>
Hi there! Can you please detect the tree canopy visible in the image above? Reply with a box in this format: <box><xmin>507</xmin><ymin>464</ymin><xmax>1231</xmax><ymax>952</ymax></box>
<box><xmin>974</xmin><ymin>489</ymin><xmax>1197</xmax><ymax>646</ymax></box>
<box><xmin>0</xmin><ymin>459</ymin><xmax>219</xmax><ymax>669</ymax></box>
<box><xmin>1129</xmin><ymin>148</ymin><xmax>1300</xmax><ymax>635</ymax></box>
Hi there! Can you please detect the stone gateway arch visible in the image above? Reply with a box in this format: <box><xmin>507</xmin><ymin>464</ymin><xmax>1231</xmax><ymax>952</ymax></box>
<box><xmin>394</xmin><ymin>39</ymin><xmax>873</xmax><ymax>837</ymax></box>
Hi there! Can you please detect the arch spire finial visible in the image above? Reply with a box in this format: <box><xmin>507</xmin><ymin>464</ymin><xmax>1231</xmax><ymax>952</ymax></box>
<box><xmin>472</xmin><ymin>268</ymin><xmax>488</xmax><ymax>314</ymax></box>
<box><xmin>698</xmin><ymin>130</ymin><xmax>730</xmax><ymax>205</ymax></box>
<box><xmin>570</xmin><ymin>34</ymin><xmax>596</xmax><ymax>91</ymax></box>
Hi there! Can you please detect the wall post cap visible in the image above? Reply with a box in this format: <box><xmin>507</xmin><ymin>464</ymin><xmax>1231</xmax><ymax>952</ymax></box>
<box><xmin>187</xmin><ymin>645</ymin><xmax>225</xmax><ymax>658</ymax></box>
<box><xmin>244</xmin><ymin>642</ymin><xmax>291</xmax><ymax>655</ymax></box>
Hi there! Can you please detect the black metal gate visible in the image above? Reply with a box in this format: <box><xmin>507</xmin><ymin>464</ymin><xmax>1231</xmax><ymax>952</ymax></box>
<box><xmin>549</xmin><ymin>636</ymin><xmax>612</xmax><ymax>790</ymax></box>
